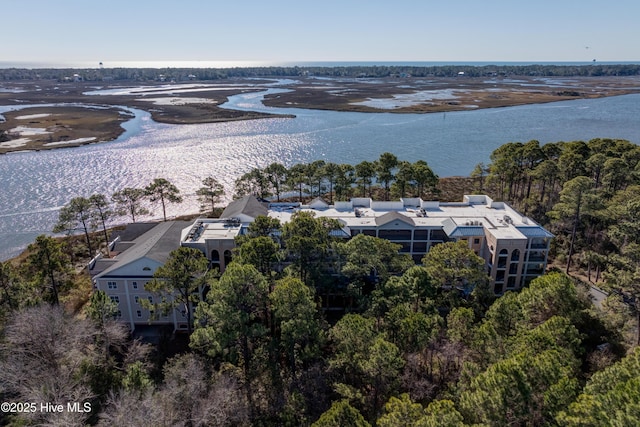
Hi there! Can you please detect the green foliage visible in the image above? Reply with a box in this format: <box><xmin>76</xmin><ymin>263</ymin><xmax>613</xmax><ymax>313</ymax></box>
<box><xmin>0</xmin><ymin>261</ymin><xmax>37</xmax><ymax>313</ymax></box>
<box><xmin>282</xmin><ymin>211</ymin><xmax>340</xmax><ymax>285</ymax></box>
<box><xmin>24</xmin><ymin>234</ymin><xmax>70</xmax><ymax>305</ymax></box>
<box><xmin>235</xmin><ymin>235</ymin><xmax>281</xmax><ymax>277</ymax></box>
<box><xmin>417</xmin><ymin>400</ymin><xmax>467</xmax><ymax>427</ymax></box>
<box><xmin>143</xmin><ymin>246</ymin><xmax>208</xmax><ymax>334</ymax></box>
<box><xmin>329</xmin><ymin>314</ymin><xmax>377</xmax><ymax>379</ymax></box>
<box><xmin>144</xmin><ymin>177</ymin><xmax>182</xmax><ymax>221</ymax></box>
<box><xmin>447</xmin><ymin>307</ymin><xmax>476</xmax><ymax>346</ymax></box>
<box><xmin>558</xmin><ymin>347</ymin><xmax>640</xmax><ymax>426</ymax></box>
<box><xmin>86</xmin><ymin>289</ymin><xmax>118</xmax><ymax>325</ymax></box>
<box><xmin>234</xmin><ymin>167</ymin><xmax>270</xmax><ymax>199</ymax></box>
<box><xmin>338</xmin><ymin>233</ymin><xmax>414</xmax><ymax>297</ymax></box>
<box><xmin>53</xmin><ymin>196</ymin><xmax>95</xmax><ymax>257</ymax></box>
<box><xmin>368</xmin><ymin>272</ymin><xmax>426</xmax><ymax>320</ymax></box>
<box><xmin>111</xmin><ymin>187</ymin><xmax>150</xmax><ymax>222</ymax></box>
<box><xmin>377</xmin><ymin>395</ymin><xmax>468</xmax><ymax>427</ymax></box>
<box><xmin>196</xmin><ymin>176</ymin><xmax>224</xmax><ymax>216</ymax></box>
<box><xmin>191</xmin><ymin>263</ymin><xmax>269</xmax><ymax>418</ymax></box>
<box><xmin>423</xmin><ymin>240</ymin><xmax>489</xmax><ymax>294</ymax></box>
<box><xmin>312</xmin><ymin>400</ymin><xmax>371</xmax><ymax>427</ymax></box>
<box><xmin>377</xmin><ymin>393</ymin><xmax>425</xmax><ymax>427</ymax></box>
<box><xmin>384</xmin><ymin>304</ymin><xmax>441</xmax><ymax>354</ymax></box>
<box><xmin>191</xmin><ymin>263</ymin><xmax>269</xmax><ymax>362</ymax></box>
<box><xmin>329</xmin><ymin>314</ymin><xmax>404</xmax><ymax>420</ymax></box>
<box><xmin>270</xmin><ymin>277</ymin><xmax>325</xmax><ymax>372</ymax></box>
<box><xmin>375</xmin><ymin>152</ymin><xmax>399</xmax><ymax>201</ymax></box>
<box><xmin>122</xmin><ymin>361</ymin><xmax>153</xmax><ymax>395</ymax></box>
<box><xmin>460</xmin><ymin>348</ymin><xmax>580</xmax><ymax>426</ymax></box>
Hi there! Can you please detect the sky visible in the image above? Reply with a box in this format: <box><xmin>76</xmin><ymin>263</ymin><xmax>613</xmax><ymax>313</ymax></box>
<box><xmin>2</xmin><ymin>0</ymin><xmax>639</xmax><ymax>67</ymax></box>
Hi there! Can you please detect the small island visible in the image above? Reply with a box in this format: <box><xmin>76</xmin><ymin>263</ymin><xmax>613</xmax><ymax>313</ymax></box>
<box><xmin>2</xmin><ymin>64</ymin><xmax>640</xmax><ymax>154</ymax></box>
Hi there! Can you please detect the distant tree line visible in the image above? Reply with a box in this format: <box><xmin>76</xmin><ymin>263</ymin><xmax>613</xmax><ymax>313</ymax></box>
<box><xmin>2</xmin><ymin>64</ymin><xmax>640</xmax><ymax>81</ymax></box>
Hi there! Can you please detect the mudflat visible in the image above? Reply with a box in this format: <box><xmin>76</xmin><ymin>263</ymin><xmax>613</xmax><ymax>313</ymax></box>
<box><xmin>1</xmin><ymin>74</ymin><xmax>639</xmax><ymax>154</ymax></box>
<box><xmin>0</xmin><ymin>106</ymin><xmax>131</xmax><ymax>154</ymax></box>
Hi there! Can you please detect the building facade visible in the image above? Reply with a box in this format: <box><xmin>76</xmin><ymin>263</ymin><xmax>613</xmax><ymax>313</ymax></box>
<box><xmin>91</xmin><ymin>195</ymin><xmax>552</xmax><ymax>331</ymax></box>
<box><xmin>90</xmin><ymin>221</ymin><xmax>193</xmax><ymax>332</ymax></box>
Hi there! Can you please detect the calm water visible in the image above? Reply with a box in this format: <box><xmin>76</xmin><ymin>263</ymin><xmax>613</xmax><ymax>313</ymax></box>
<box><xmin>1</xmin><ymin>90</ymin><xmax>640</xmax><ymax>260</ymax></box>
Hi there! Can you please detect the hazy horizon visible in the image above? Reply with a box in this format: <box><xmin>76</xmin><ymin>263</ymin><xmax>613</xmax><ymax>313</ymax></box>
<box><xmin>2</xmin><ymin>60</ymin><xmax>640</xmax><ymax>71</ymax></box>
<box><xmin>3</xmin><ymin>0</ymin><xmax>639</xmax><ymax>65</ymax></box>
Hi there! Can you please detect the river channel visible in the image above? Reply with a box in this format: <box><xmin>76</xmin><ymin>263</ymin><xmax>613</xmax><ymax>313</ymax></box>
<box><xmin>1</xmin><ymin>89</ymin><xmax>640</xmax><ymax>260</ymax></box>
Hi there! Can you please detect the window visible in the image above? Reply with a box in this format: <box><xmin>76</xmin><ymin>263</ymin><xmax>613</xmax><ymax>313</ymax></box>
<box><xmin>110</xmin><ymin>296</ymin><xmax>119</xmax><ymax>303</ymax></box>
<box><xmin>430</xmin><ymin>229</ymin><xmax>447</xmax><ymax>241</ymax></box>
<box><xmin>136</xmin><ymin>310</ymin><xmax>142</xmax><ymax>318</ymax></box>
<box><xmin>509</xmin><ymin>263</ymin><xmax>519</xmax><ymax>274</ymax></box>
<box><xmin>413</xmin><ymin>242</ymin><xmax>427</xmax><ymax>253</ymax></box>
<box><xmin>132</xmin><ymin>281</ymin><xmax>138</xmax><ymax>289</ymax></box>
<box><xmin>414</xmin><ymin>230</ymin><xmax>429</xmax><ymax>240</ymax></box>
<box><xmin>147</xmin><ymin>296</ymin><xmax>153</xmax><ymax>303</ymax></box>
<box><xmin>379</xmin><ymin>229</ymin><xmax>412</xmax><ymax>240</ymax></box>
<box><xmin>134</xmin><ymin>296</ymin><xmax>139</xmax><ymax>304</ymax></box>
<box><xmin>107</xmin><ymin>281</ymin><xmax>117</xmax><ymax>289</ymax></box>
<box><xmin>117</xmin><ymin>310</ymin><xmax>122</xmax><ymax>318</ymax></box>
<box><xmin>474</xmin><ymin>238</ymin><xmax>480</xmax><ymax>244</ymax></box>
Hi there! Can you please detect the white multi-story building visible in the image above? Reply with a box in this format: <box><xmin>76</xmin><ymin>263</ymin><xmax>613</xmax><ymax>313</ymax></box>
<box><xmin>90</xmin><ymin>221</ymin><xmax>193</xmax><ymax>333</ymax></box>
<box><xmin>91</xmin><ymin>194</ymin><xmax>552</xmax><ymax>331</ymax></box>
<box><xmin>185</xmin><ymin>194</ymin><xmax>552</xmax><ymax>294</ymax></box>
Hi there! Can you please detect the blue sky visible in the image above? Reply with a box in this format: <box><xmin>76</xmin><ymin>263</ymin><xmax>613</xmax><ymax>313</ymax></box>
<box><xmin>3</xmin><ymin>0</ymin><xmax>639</xmax><ymax>66</ymax></box>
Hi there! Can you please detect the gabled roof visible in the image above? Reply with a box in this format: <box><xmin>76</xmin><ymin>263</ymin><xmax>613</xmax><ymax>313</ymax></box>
<box><xmin>220</xmin><ymin>195</ymin><xmax>268</xmax><ymax>220</ymax></box>
<box><xmin>110</xmin><ymin>222</ymin><xmax>159</xmax><ymax>242</ymax></box>
<box><xmin>309</xmin><ymin>197</ymin><xmax>330</xmax><ymax>209</ymax></box>
<box><xmin>442</xmin><ymin>218</ymin><xmax>486</xmax><ymax>237</ymax></box>
<box><xmin>375</xmin><ymin>211</ymin><xmax>415</xmax><ymax>227</ymax></box>
<box><xmin>94</xmin><ymin>221</ymin><xmax>190</xmax><ymax>278</ymax></box>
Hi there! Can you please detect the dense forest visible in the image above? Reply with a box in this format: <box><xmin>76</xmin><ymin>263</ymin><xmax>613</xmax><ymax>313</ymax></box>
<box><xmin>1</xmin><ymin>64</ymin><xmax>640</xmax><ymax>82</ymax></box>
<box><xmin>1</xmin><ymin>138</ymin><xmax>640</xmax><ymax>426</ymax></box>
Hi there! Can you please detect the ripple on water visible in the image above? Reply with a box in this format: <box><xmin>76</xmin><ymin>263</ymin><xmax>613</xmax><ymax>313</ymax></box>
<box><xmin>2</xmin><ymin>93</ymin><xmax>640</xmax><ymax>260</ymax></box>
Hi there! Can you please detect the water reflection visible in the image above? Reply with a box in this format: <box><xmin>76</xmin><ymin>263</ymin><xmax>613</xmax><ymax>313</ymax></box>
<box><xmin>1</xmin><ymin>92</ymin><xmax>640</xmax><ymax>260</ymax></box>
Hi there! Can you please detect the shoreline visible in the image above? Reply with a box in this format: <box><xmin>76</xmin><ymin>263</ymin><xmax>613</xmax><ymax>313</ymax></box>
<box><xmin>0</xmin><ymin>176</ymin><xmax>476</xmax><ymax>264</ymax></box>
<box><xmin>2</xmin><ymin>75</ymin><xmax>640</xmax><ymax>154</ymax></box>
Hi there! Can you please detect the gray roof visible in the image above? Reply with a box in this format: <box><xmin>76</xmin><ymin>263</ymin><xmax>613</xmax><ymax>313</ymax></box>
<box><xmin>221</xmin><ymin>195</ymin><xmax>268</xmax><ymax>220</ymax></box>
<box><xmin>309</xmin><ymin>197</ymin><xmax>330</xmax><ymax>209</ymax></box>
<box><xmin>442</xmin><ymin>218</ymin><xmax>486</xmax><ymax>237</ymax></box>
<box><xmin>375</xmin><ymin>211</ymin><xmax>415</xmax><ymax>227</ymax></box>
<box><xmin>94</xmin><ymin>221</ymin><xmax>190</xmax><ymax>278</ymax></box>
<box><xmin>516</xmin><ymin>226</ymin><xmax>554</xmax><ymax>238</ymax></box>
<box><xmin>442</xmin><ymin>218</ymin><xmax>457</xmax><ymax>236</ymax></box>
<box><xmin>111</xmin><ymin>222</ymin><xmax>159</xmax><ymax>242</ymax></box>
<box><xmin>447</xmin><ymin>226</ymin><xmax>485</xmax><ymax>238</ymax></box>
